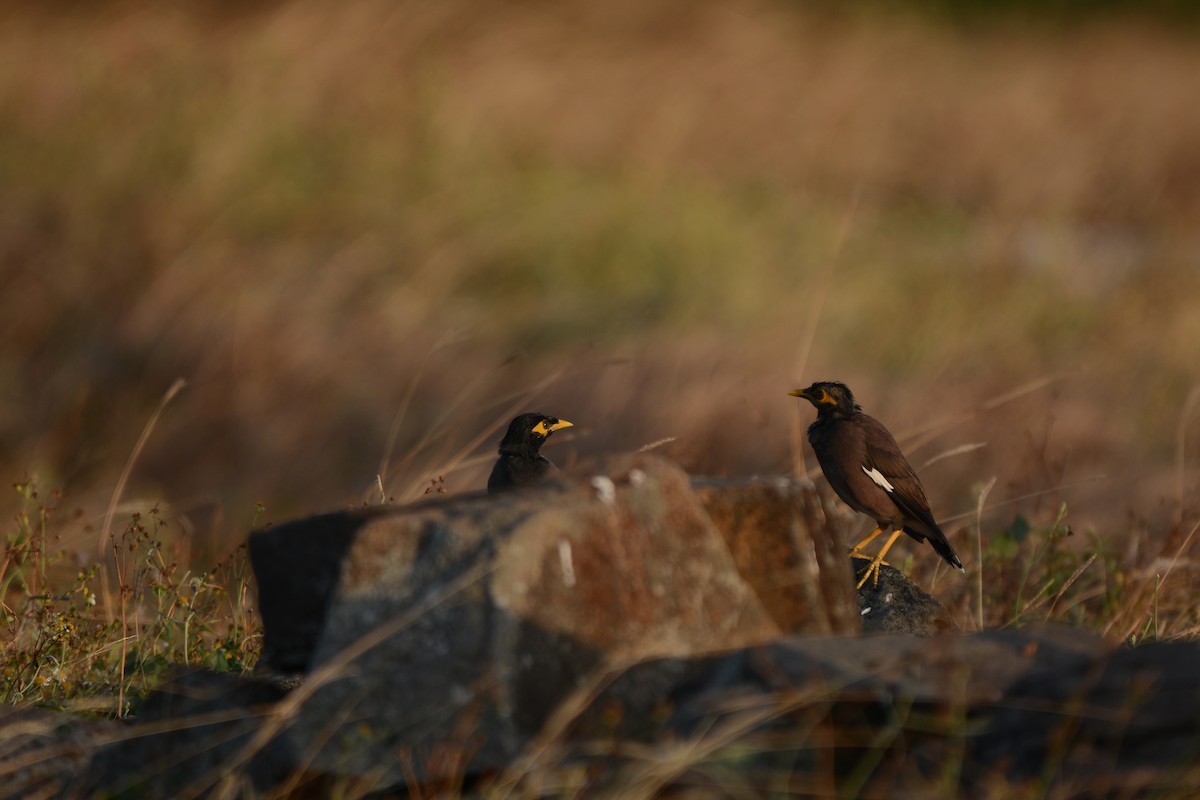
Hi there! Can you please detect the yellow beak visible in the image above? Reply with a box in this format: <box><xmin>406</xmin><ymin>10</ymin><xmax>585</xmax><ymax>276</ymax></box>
<box><xmin>532</xmin><ymin>418</ymin><xmax>573</xmax><ymax>436</ymax></box>
<box><xmin>788</xmin><ymin>388</ymin><xmax>811</xmax><ymax>400</ymax></box>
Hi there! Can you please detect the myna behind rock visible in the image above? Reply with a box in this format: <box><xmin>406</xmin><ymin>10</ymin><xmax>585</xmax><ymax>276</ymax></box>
<box><xmin>790</xmin><ymin>381</ymin><xmax>964</xmax><ymax>588</ymax></box>
<box><xmin>487</xmin><ymin>412</ymin><xmax>574</xmax><ymax>494</ymax></box>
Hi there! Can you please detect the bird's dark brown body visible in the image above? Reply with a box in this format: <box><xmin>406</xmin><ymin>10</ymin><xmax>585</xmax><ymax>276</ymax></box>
<box><xmin>487</xmin><ymin>413</ymin><xmax>573</xmax><ymax>494</ymax></box>
<box><xmin>791</xmin><ymin>381</ymin><xmax>963</xmax><ymax>582</ymax></box>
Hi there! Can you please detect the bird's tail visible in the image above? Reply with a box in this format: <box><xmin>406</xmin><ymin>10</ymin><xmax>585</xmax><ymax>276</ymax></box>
<box><xmin>928</xmin><ymin>530</ymin><xmax>964</xmax><ymax>571</ymax></box>
<box><xmin>907</xmin><ymin>523</ymin><xmax>964</xmax><ymax>571</ymax></box>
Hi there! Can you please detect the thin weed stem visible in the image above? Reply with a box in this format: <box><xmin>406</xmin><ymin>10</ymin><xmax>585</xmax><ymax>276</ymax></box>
<box><xmin>974</xmin><ymin>477</ymin><xmax>996</xmax><ymax>632</ymax></box>
<box><xmin>99</xmin><ymin>379</ymin><xmax>185</xmax><ymax>717</ymax></box>
<box><xmin>99</xmin><ymin>379</ymin><xmax>186</xmax><ymax>557</ymax></box>
<box><xmin>1175</xmin><ymin>384</ymin><xmax>1200</xmax><ymax>527</ymax></box>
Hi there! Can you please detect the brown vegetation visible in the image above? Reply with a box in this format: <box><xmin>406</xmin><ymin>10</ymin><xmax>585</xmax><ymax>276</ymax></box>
<box><xmin>1</xmin><ymin>0</ymin><xmax>1198</xmax><ymax>713</ymax></box>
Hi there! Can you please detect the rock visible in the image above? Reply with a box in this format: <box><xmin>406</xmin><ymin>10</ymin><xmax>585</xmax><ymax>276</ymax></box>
<box><xmin>76</xmin><ymin>670</ymin><xmax>295</xmax><ymax>798</ymax></box>
<box><xmin>854</xmin><ymin>558</ymin><xmax>959</xmax><ymax>635</ymax></box>
<box><xmin>0</xmin><ymin>704</ymin><xmax>117</xmax><ymax>798</ymax></box>
<box><xmin>970</xmin><ymin>638</ymin><xmax>1200</xmax><ymax>796</ymax></box>
<box><xmin>65</xmin><ymin>626</ymin><xmax>1200</xmax><ymax>798</ymax></box>
<box><xmin>18</xmin><ymin>453</ymin><xmax>1194</xmax><ymax>799</ymax></box>
<box><xmin>251</xmin><ymin>454</ymin><xmax>784</xmax><ymax>790</ymax></box>
<box><xmin>560</xmin><ymin>626</ymin><xmax>1200</xmax><ymax>799</ymax></box>
<box><xmin>571</xmin><ymin>624</ymin><xmax>1105</xmax><ymax>743</ymax></box>
<box><xmin>693</xmin><ymin>477</ymin><xmax>860</xmax><ymax>635</ymax></box>
<box><xmin>693</xmin><ymin>476</ymin><xmax>957</xmax><ymax>637</ymax></box>
<box><xmin>248</xmin><ymin>505</ymin><xmax>388</xmax><ymax>673</ymax></box>
<box><xmin>65</xmin><ymin>454</ymin><xmax>1192</xmax><ymax>798</ymax></box>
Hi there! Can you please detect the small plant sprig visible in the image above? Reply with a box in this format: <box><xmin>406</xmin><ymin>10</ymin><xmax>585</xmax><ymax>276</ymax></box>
<box><xmin>1</xmin><ymin>477</ymin><xmax>262</xmax><ymax>713</ymax></box>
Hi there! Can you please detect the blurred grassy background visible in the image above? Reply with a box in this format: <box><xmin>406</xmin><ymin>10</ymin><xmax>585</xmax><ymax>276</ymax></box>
<box><xmin>2</xmin><ymin>0</ymin><xmax>1198</xmax><ymax>572</ymax></box>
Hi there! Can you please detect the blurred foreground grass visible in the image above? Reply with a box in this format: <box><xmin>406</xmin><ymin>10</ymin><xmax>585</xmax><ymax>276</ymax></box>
<box><xmin>1</xmin><ymin>0</ymin><xmax>1199</xmax><ymax>710</ymax></box>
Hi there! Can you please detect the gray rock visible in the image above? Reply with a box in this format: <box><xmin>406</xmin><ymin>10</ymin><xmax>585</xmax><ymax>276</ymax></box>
<box><xmin>0</xmin><ymin>704</ymin><xmax>117</xmax><ymax>798</ymax></box>
<box><xmin>854</xmin><ymin>558</ymin><xmax>959</xmax><ymax>635</ymax></box>
<box><xmin>259</xmin><ymin>454</ymin><xmax>785</xmax><ymax>789</ymax></box>
<box><xmin>572</xmin><ymin>624</ymin><xmax>1105</xmax><ymax>743</ymax></box>
<box><xmin>970</xmin><ymin>638</ymin><xmax>1200</xmax><ymax>797</ymax></box>
<box><xmin>63</xmin><ymin>615</ymin><xmax>1200</xmax><ymax>798</ymax></box>
<box><xmin>559</xmin><ymin>627</ymin><xmax>1200</xmax><ymax>799</ymax></box>
<box><xmin>76</xmin><ymin>670</ymin><xmax>294</xmax><ymax>798</ymax></box>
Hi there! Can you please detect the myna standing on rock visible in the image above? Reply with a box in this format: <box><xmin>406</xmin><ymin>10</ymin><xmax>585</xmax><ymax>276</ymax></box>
<box><xmin>487</xmin><ymin>413</ymin><xmax>574</xmax><ymax>494</ymax></box>
<box><xmin>790</xmin><ymin>381</ymin><xmax>964</xmax><ymax>588</ymax></box>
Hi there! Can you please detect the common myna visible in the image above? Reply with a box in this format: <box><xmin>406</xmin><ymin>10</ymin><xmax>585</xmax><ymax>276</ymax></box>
<box><xmin>487</xmin><ymin>412</ymin><xmax>574</xmax><ymax>494</ymax></box>
<box><xmin>790</xmin><ymin>381</ymin><xmax>963</xmax><ymax>588</ymax></box>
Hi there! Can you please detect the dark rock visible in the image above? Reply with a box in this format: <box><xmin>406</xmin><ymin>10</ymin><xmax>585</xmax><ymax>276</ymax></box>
<box><xmin>556</xmin><ymin>626</ymin><xmax>1200</xmax><ymax>798</ymax></box>
<box><xmin>62</xmin><ymin>625</ymin><xmax>1200</xmax><ymax>798</ymax></box>
<box><xmin>0</xmin><ymin>704</ymin><xmax>117</xmax><ymax>798</ymax></box>
<box><xmin>543</xmin><ymin>626</ymin><xmax>1129</xmax><ymax>796</ymax></box>
<box><xmin>854</xmin><ymin>558</ymin><xmax>958</xmax><ymax>635</ymax></box>
<box><xmin>77</xmin><ymin>670</ymin><xmax>296</xmax><ymax>798</ymax></box>
<box><xmin>248</xmin><ymin>505</ymin><xmax>387</xmax><ymax>673</ymax></box>
<box><xmin>970</xmin><ymin>638</ymin><xmax>1200</xmax><ymax>797</ymax></box>
<box><xmin>573</xmin><ymin>624</ymin><xmax>1105</xmax><ymax>743</ymax></box>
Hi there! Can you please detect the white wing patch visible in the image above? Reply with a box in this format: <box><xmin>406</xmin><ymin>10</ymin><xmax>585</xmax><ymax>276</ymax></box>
<box><xmin>862</xmin><ymin>465</ymin><xmax>895</xmax><ymax>493</ymax></box>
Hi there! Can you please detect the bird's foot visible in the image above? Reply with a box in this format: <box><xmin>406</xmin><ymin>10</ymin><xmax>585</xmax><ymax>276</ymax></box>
<box><xmin>853</xmin><ymin>553</ymin><xmax>891</xmax><ymax>589</ymax></box>
<box><xmin>849</xmin><ymin>529</ymin><xmax>903</xmax><ymax>590</ymax></box>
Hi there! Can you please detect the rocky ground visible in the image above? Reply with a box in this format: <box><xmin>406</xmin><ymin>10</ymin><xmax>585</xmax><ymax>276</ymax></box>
<box><xmin>5</xmin><ymin>455</ymin><xmax>1199</xmax><ymax>798</ymax></box>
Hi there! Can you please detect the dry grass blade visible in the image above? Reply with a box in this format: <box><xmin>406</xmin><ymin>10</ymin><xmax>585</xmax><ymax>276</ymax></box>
<box><xmin>974</xmin><ymin>476</ymin><xmax>997</xmax><ymax>632</ymax></box>
<box><xmin>899</xmin><ymin>372</ymin><xmax>1068</xmax><ymax>454</ymax></box>
<box><xmin>636</xmin><ymin>437</ymin><xmax>676</xmax><ymax>453</ymax></box>
<box><xmin>98</xmin><ymin>378</ymin><xmax>187</xmax><ymax>556</ymax></box>
<box><xmin>922</xmin><ymin>442</ymin><xmax>987</xmax><ymax>470</ymax></box>
<box><xmin>377</xmin><ymin>348</ymin><xmax>437</xmax><ymax>494</ymax></box>
<box><xmin>599</xmin><ymin>685</ymin><xmax>841</xmax><ymax>800</ymax></box>
<box><xmin>95</xmin><ymin>378</ymin><xmax>186</xmax><ymax>719</ymax></box>
<box><xmin>940</xmin><ymin>475</ymin><xmax>1109</xmax><ymax>525</ymax></box>
<box><xmin>489</xmin><ymin>664</ymin><xmax>626</xmax><ymax>799</ymax></box>
<box><xmin>1175</xmin><ymin>384</ymin><xmax>1200</xmax><ymax>526</ymax></box>
<box><xmin>1004</xmin><ymin>577</ymin><xmax>1058</xmax><ymax>628</ymax></box>
<box><xmin>1107</xmin><ymin>518</ymin><xmax>1199</xmax><ymax>642</ymax></box>
<box><xmin>381</xmin><ymin>363</ymin><xmax>505</xmax><ymax>496</ymax></box>
<box><xmin>1045</xmin><ymin>553</ymin><xmax>1098</xmax><ymax>619</ymax></box>
<box><xmin>1003</xmin><ymin>554</ymin><xmax>1096</xmax><ymax>629</ymax></box>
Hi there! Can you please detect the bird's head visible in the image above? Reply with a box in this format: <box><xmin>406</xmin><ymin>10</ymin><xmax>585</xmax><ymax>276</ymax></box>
<box><xmin>789</xmin><ymin>382</ymin><xmax>861</xmax><ymax>416</ymax></box>
<box><xmin>499</xmin><ymin>412</ymin><xmax>574</xmax><ymax>455</ymax></box>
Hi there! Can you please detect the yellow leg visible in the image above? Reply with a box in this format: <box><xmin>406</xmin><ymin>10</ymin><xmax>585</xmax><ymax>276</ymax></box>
<box><xmin>855</xmin><ymin>529</ymin><xmax>904</xmax><ymax>589</ymax></box>
<box><xmin>848</xmin><ymin>526</ymin><xmax>885</xmax><ymax>557</ymax></box>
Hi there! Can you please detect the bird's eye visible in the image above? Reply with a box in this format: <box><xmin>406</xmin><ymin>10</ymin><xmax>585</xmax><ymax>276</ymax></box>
<box><xmin>818</xmin><ymin>390</ymin><xmax>830</xmax><ymax>403</ymax></box>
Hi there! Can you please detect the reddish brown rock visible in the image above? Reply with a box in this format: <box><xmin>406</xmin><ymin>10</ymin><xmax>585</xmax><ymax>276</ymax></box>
<box><xmin>694</xmin><ymin>476</ymin><xmax>860</xmax><ymax>635</ymax></box>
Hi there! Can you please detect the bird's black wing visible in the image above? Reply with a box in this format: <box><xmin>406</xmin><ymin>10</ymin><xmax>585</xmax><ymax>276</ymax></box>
<box><xmin>859</xmin><ymin>415</ymin><xmax>938</xmax><ymax>533</ymax></box>
<box><xmin>861</xmin><ymin>415</ymin><xmax>963</xmax><ymax>569</ymax></box>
